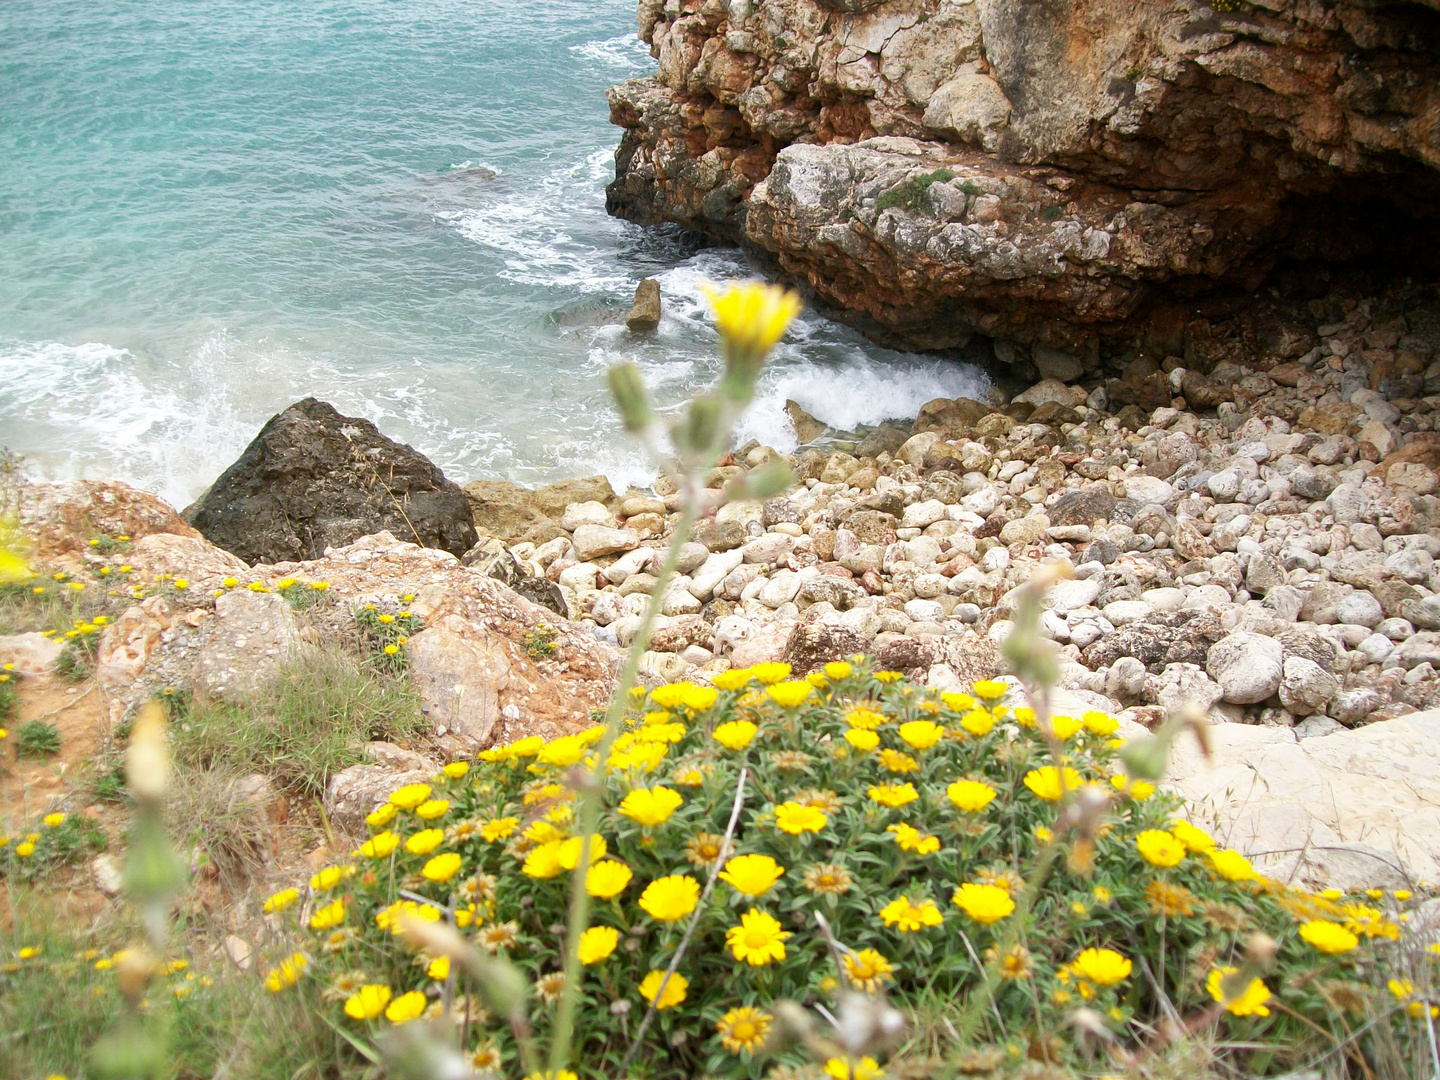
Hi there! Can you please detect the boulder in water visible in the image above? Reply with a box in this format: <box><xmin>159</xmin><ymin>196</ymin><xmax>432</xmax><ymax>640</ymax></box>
<box><xmin>626</xmin><ymin>278</ymin><xmax>662</xmax><ymax>332</ymax></box>
<box><xmin>189</xmin><ymin>398</ymin><xmax>478</xmax><ymax>564</ymax></box>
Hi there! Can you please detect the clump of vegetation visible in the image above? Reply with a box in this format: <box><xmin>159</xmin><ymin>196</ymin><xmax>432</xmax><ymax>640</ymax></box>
<box><xmin>170</xmin><ymin>643</ymin><xmax>424</xmax><ymax>799</ymax></box>
<box><xmin>0</xmin><ymin>668</ymin><xmax>18</xmax><ymax>724</ymax></box>
<box><xmin>0</xmin><ymin>810</ymin><xmax>105</xmax><ymax>882</ymax></box>
<box><xmin>875</xmin><ymin>169</ymin><xmax>956</xmax><ymax>216</ymax></box>
<box><xmin>354</xmin><ymin>598</ymin><xmax>423</xmax><ymax>672</ymax></box>
<box><xmin>56</xmin><ymin>625</ymin><xmax>100</xmax><ymax>680</ymax></box>
<box><xmin>524</xmin><ymin>621</ymin><xmax>559</xmax><ymax>659</ymax></box>
<box><xmin>276</xmin><ymin>576</ymin><xmax>335</xmax><ymax>611</ymax></box>
<box><xmin>253</xmin><ymin>665</ymin><xmax>1434</xmax><ymax>1079</ymax></box>
<box><xmin>15</xmin><ymin>718</ymin><xmax>61</xmax><ymax>758</ymax></box>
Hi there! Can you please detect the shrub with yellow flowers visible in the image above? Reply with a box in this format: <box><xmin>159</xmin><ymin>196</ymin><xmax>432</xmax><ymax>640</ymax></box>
<box><xmin>256</xmin><ymin>665</ymin><xmax>1433</xmax><ymax>1077</ymax></box>
<box><xmin>0</xmin><ymin>809</ymin><xmax>106</xmax><ymax>882</ymax></box>
<box><xmin>353</xmin><ymin>600</ymin><xmax>422</xmax><ymax>671</ymax></box>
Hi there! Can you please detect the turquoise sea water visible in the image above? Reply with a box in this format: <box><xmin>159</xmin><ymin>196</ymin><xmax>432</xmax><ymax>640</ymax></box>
<box><xmin>0</xmin><ymin>0</ymin><xmax>987</xmax><ymax>508</ymax></box>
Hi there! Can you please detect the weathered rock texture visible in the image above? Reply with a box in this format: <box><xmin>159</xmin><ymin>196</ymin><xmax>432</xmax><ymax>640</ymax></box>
<box><xmin>607</xmin><ymin>0</ymin><xmax>1440</xmax><ymax>352</ymax></box>
<box><xmin>190</xmin><ymin>398</ymin><xmax>478</xmax><ymax>564</ymax></box>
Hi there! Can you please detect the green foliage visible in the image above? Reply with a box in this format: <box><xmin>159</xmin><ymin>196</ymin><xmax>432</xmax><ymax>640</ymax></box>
<box><xmin>57</xmin><ymin>630</ymin><xmax>99</xmax><ymax>680</ymax></box>
<box><xmin>0</xmin><ymin>673</ymin><xmax>17</xmax><ymax>723</ymax></box>
<box><xmin>0</xmin><ymin>895</ymin><xmax>348</xmax><ymax>1080</ymax></box>
<box><xmin>15</xmin><ymin>718</ymin><xmax>61</xmax><ymax>758</ymax></box>
<box><xmin>170</xmin><ymin>643</ymin><xmax>424</xmax><ymax>799</ymax></box>
<box><xmin>875</xmin><ymin>169</ymin><xmax>956</xmax><ymax>216</ymax></box>
<box><xmin>255</xmin><ymin>666</ymin><xmax>1431</xmax><ymax>1079</ymax></box>
<box><xmin>276</xmin><ymin>576</ymin><xmax>336</xmax><ymax>611</ymax></box>
<box><xmin>353</xmin><ymin>598</ymin><xmax>423</xmax><ymax>672</ymax></box>
<box><xmin>524</xmin><ymin>621</ymin><xmax>560</xmax><ymax>659</ymax></box>
<box><xmin>0</xmin><ymin>810</ymin><xmax>105</xmax><ymax>882</ymax></box>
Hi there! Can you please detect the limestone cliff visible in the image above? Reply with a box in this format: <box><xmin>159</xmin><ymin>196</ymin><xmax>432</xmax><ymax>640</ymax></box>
<box><xmin>606</xmin><ymin>0</ymin><xmax>1440</xmax><ymax>359</ymax></box>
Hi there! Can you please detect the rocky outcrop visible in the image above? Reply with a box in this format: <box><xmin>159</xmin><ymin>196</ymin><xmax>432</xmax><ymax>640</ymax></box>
<box><xmin>189</xmin><ymin>398</ymin><xmax>478</xmax><ymax>564</ymax></box>
<box><xmin>607</xmin><ymin>0</ymin><xmax>1440</xmax><ymax>354</ymax></box>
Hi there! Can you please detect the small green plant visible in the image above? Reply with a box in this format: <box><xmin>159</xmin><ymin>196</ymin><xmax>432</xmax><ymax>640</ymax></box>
<box><xmin>90</xmin><ymin>762</ymin><xmax>128</xmax><ymax>803</ymax></box>
<box><xmin>524</xmin><ymin>621</ymin><xmax>559</xmax><ymax>659</ymax></box>
<box><xmin>277</xmin><ymin>576</ymin><xmax>335</xmax><ymax>611</ymax></box>
<box><xmin>875</xmin><ymin>168</ymin><xmax>956</xmax><ymax>216</ymax></box>
<box><xmin>85</xmin><ymin>532</ymin><xmax>133</xmax><ymax>556</ymax></box>
<box><xmin>354</xmin><ymin>599</ymin><xmax>423</xmax><ymax>672</ymax></box>
<box><xmin>15</xmin><ymin>719</ymin><xmax>61</xmax><ymax>758</ymax></box>
<box><xmin>56</xmin><ymin>630</ymin><xmax>99</xmax><ymax>680</ymax></box>
<box><xmin>1042</xmin><ymin>204</ymin><xmax>1064</xmax><ymax>222</ymax></box>
<box><xmin>0</xmin><ymin>670</ymin><xmax>17</xmax><ymax>724</ymax></box>
<box><xmin>0</xmin><ymin>810</ymin><xmax>105</xmax><ymax>881</ymax></box>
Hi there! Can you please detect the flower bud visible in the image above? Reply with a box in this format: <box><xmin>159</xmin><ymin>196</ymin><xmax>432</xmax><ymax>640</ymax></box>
<box><xmin>607</xmin><ymin>362</ymin><xmax>654</xmax><ymax>434</ymax></box>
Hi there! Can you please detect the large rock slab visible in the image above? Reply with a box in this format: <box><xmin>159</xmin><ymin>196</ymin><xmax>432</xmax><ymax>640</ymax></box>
<box><xmin>193</xmin><ymin>590</ymin><xmax>301</xmax><ymax>702</ymax></box>
<box><xmin>1168</xmin><ymin>710</ymin><xmax>1440</xmax><ymax>889</ymax></box>
<box><xmin>190</xmin><ymin>398</ymin><xmax>478</xmax><ymax>564</ymax></box>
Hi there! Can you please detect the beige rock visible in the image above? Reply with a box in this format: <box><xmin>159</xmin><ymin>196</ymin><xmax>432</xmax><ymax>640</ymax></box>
<box><xmin>1168</xmin><ymin>710</ymin><xmax>1440</xmax><ymax>888</ymax></box>
<box><xmin>923</xmin><ymin>67</ymin><xmax>1011</xmax><ymax>150</ymax></box>
<box><xmin>0</xmin><ymin>632</ymin><xmax>64</xmax><ymax>675</ymax></box>
<box><xmin>407</xmin><ymin>624</ymin><xmax>512</xmax><ymax>749</ymax></box>
<box><xmin>193</xmin><ymin>590</ymin><xmax>301</xmax><ymax>703</ymax></box>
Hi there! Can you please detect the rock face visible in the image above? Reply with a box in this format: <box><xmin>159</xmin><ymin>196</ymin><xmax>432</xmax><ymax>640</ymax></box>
<box><xmin>606</xmin><ymin>0</ymin><xmax>1440</xmax><ymax>353</ymax></box>
<box><xmin>194</xmin><ymin>590</ymin><xmax>302</xmax><ymax>703</ymax></box>
<box><xmin>189</xmin><ymin>398</ymin><xmax>478</xmax><ymax>564</ymax></box>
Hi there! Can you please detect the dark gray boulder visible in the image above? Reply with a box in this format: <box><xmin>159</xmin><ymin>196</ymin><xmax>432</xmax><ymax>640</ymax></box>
<box><xmin>190</xmin><ymin>398</ymin><xmax>478</xmax><ymax>564</ymax></box>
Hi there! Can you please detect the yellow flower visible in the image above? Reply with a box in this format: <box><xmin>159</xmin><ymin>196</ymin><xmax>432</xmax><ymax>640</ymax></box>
<box><xmin>766</xmin><ymin>680</ymin><xmax>813</xmax><ymax>708</ymax></box>
<box><xmin>726</xmin><ymin>908</ymin><xmax>791</xmax><ymax>966</ymax></box>
<box><xmin>952</xmin><ymin>883</ymin><xmax>1016</xmax><ymax>925</ymax></box>
<box><xmin>867</xmin><ymin>783</ymin><xmax>918</xmax><ymax>809</ymax></box>
<box><xmin>310</xmin><ymin>865</ymin><xmax>355</xmax><ymax>892</ymax></box>
<box><xmin>712</xmin><ymin>668</ymin><xmax>753</xmax><ymax>691</ymax></box>
<box><xmin>823</xmin><ymin>661</ymin><xmax>853</xmax><ymax>681</ymax></box>
<box><xmin>619</xmin><ymin>785</ymin><xmax>684</xmax><ymax>827</ymax></box>
<box><xmin>577</xmin><ymin>925</ymin><xmax>619</xmax><ymax>965</ymax></box>
<box><xmin>537</xmin><ymin>735</ymin><xmax>587</xmax><ymax>768</ymax></box>
<box><xmin>844</xmin><ymin>948</ymin><xmax>895</xmax><ymax>993</ymax></box>
<box><xmin>971</xmin><ymin>679</ymin><xmax>1007</xmax><ymax>700</ymax></box>
<box><xmin>749</xmin><ymin>661</ymin><xmax>793</xmax><ymax>684</ymax></box>
<box><xmin>877</xmin><ymin>748</ymin><xmax>918</xmax><ymax>774</ymax></box>
<box><xmin>713</xmin><ymin>719</ymin><xmax>758</xmax><ymax>751</ymax></box>
<box><xmin>1298</xmin><ymin>920</ymin><xmax>1358</xmax><ymax>954</ymax></box>
<box><xmin>1208</xmin><ymin>849</ymin><xmax>1255</xmax><ymax>882</ymax></box>
<box><xmin>585</xmin><ymin>860</ymin><xmax>634</xmax><ymax>899</ymax></box>
<box><xmin>873</xmin><ymin>670</ymin><xmax>904</xmax><ymax>684</ymax></box>
<box><xmin>1047</xmin><ymin>714</ymin><xmax>1082</xmax><ymax>739</ymax></box>
<box><xmin>1070</xmin><ymin>947</ymin><xmax>1131</xmax><ymax>987</ymax></box>
<box><xmin>263</xmin><ymin>887</ymin><xmax>300</xmax><ymax>914</ymax></box>
<box><xmin>405</xmin><ymin>829</ymin><xmax>445</xmax><ymax>856</ymax></box>
<box><xmin>845</xmin><ymin>728</ymin><xmax>880</xmax><ymax>752</ymax></box>
<box><xmin>555</xmin><ymin>834</ymin><xmax>607</xmax><ymax>870</ymax></box>
<box><xmin>383</xmin><ymin>644</ymin><xmax>399</xmax><ymax>656</ymax></box>
<box><xmin>846</xmin><ymin>707</ymin><xmax>885</xmax><ymax>730</ymax></box>
<box><xmin>887</xmin><ymin>823</ymin><xmax>940</xmax><ymax>855</ymax></box>
<box><xmin>480</xmin><ymin>817</ymin><xmax>519</xmax><ymax>842</ymax></box>
<box><xmin>638</xmin><ymin>969</ymin><xmax>688</xmax><ymax>1010</ymax></box>
<box><xmin>344</xmin><ymin>984</ymin><xmax>392</xmax><ymax>1020</ymax></box>
<box><xmin>719</xmin><ymin>853</ymin><xmax>785</xmax><ymax>897</ymax></box>
<box><xmin>263</xmin><ymin>952</ymin><xmax>308</xmax><ymax>992</ymax></box>
<box><xmin>1022</xmin><ymin>766</ymin><xmax>1083</xmax><ymax>802</ymax></box>
<box><xmin>414</xmin><ymin>799</ymin><xmax>450</xmax><ymax>821</ymax></box>
<box><xmin>1083</xmin><ymin>710</ymin><xmax>1119</xmax><ymax>736</ymax></box>
<box><xmin>879</xmin><ymin>895</ymin><xmax>943</xmax><ymax>932</ymax></box>
<box><xmin>522</xmin><ymin>841</ymin><xmax>566</xmax><ymax>879</ymax></box>
<box><xmin>1136</xmin><ymin>830</ymin><xmax>1186</xmax><ymax>868</ymax></box>
<box><xmin>774</xmin><ymin>801</ymin><xmax>827</xmax><ymax>834</ymax></box>
<box><xmin>896</xmin><ymin>719</ymin><xmax>944</xmax><ymax>750</ymax></box>
<box><xmin>1169</xmin><ymin>820</ymin><xmax>1215</xmax><ymax>854</ymax></box>
<box><xmin>15</xmin><ymin>841</ymin><xmax>36</xmax><ymax>858</ymax></box>
<box><xmin>1207</xmin><ymin>966</ymin><xmax>1272</xmax><ymax>1017</ymax></box>
<box><xmin>366</xmin><ymin>803</ymin><xmax>398</xmax><ymax>828</ymax></box>
<box><xmin>825</xmin><ymin>1056</ymin><xmax>885</xmax><ymax>1080</ymax></box>
<box><xmin>717</xmin><ymin>1005</ymin><xmax>773</xmax><ymax>1054</ymax></box>
<box><xmin>940</xmin><ymin>691</ymin><xmax>976</xmax><ymax>713</ymax></box>
<box><xmin>42</xmin><ymin>812</ymin><xmax>65</xmax><ymax>828</ymax></box>
<box><xmin>375</xmin><ymin>899</ymin><xmax>442</xmax><ymax>935</ymax></box>
<box><xmin>389</xmin><ymin>784</ymin><xmax>432</xmax><ymax>810</ymax></box>
<box><xmin>309</xmin><ymin>899</ymin><xmax>346</xmax><ymax>930</ymax></box>
<box><xmin>960</xmin><ymin>709</ymin><xmax>997</xmax><ymax>737</ymax></box>
<box><xmin>422</xmin><ymin>852</ymin><xmax>463</xmax><ymax>882</ymax></box>
<box><xmin>946</xmin><ymin>779</ymin><xmax>998</xmax><ymax>812</ymax></box>
<box><xmin>385</xmin><ymin>989</ymin><xmax>427</xmax><ymax>1024</ymax></box>
<box><xmin>639</xmin><ymin>874</ymin><xmax>701</xmax><ymax>921</ymax></box>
